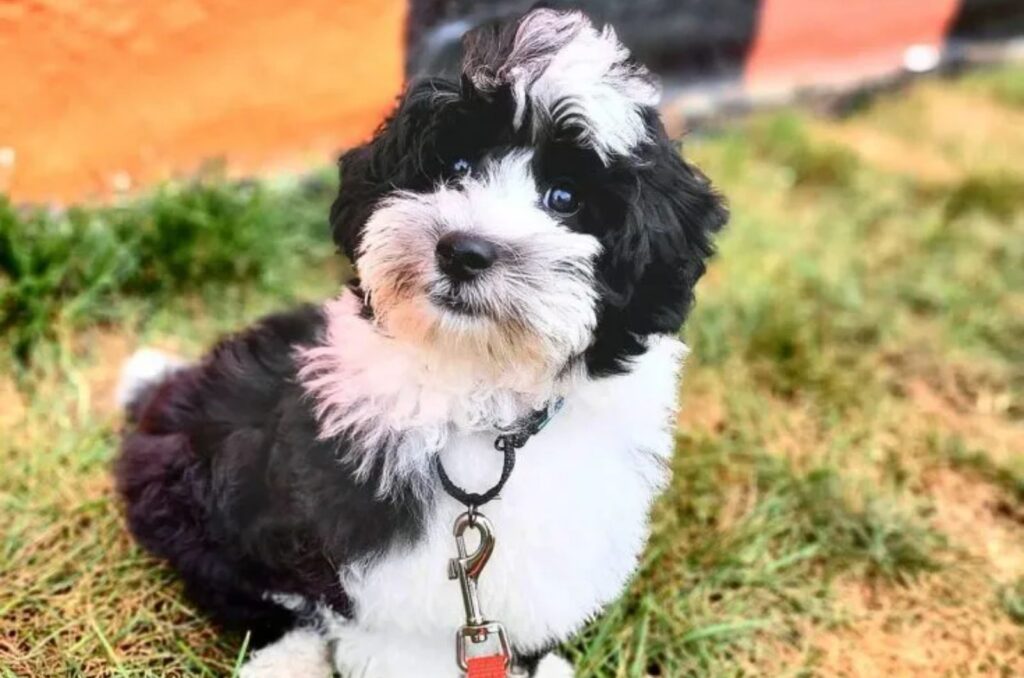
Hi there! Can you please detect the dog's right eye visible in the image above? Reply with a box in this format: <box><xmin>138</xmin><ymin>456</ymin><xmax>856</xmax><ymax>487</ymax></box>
<box><xmin>543</xmin><ymin>181</ymin><xmax>581</xmax><ymax>216</ymax></box>
<box><xmin>451</xmin><ymin>158</ymin><xmax>472</xmax><ymax>176</ymax></box>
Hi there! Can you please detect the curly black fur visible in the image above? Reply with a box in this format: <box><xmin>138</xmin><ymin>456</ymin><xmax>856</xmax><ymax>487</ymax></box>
<box><xmin>116</xmin><ymin>307</ymin><xmax>427</xmax><ymax>645</ymax></box>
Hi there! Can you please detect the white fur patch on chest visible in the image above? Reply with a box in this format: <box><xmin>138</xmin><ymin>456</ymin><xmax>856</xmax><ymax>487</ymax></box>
<box><xmin>299</xmin><ymin>287</ymin><xmax>609</xmax><ymax>499</ymax></box>
<box><xmin>338</xmin><ymin>336</ymin><xmax>683</xmax><ymax>652</ymax></box>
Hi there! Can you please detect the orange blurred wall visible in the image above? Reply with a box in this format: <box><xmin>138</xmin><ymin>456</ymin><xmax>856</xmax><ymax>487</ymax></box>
<box><xmin>746</xmin><ymin>0</ymin><xmax>961</xmax><ymax>89</ymax></box>
<box><xmin>0</xmin><ymin>0</ymin><xmax>408</xmax><ymax>202</ymax></box>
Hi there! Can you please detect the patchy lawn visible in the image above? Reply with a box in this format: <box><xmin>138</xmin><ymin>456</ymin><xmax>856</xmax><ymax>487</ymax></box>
<box><xmin>2</xmin><ymin>67</ymin><xmax>1022</xmax><ymax>677</ymax></box>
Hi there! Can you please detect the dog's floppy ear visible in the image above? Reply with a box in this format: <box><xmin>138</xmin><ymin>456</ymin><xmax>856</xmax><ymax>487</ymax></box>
<box><xmin>330</xmin><ymin>144</ymin><xmax>377</xmax><ymax>262</ymax></box>
<box><xmin>329</xmin><ymin>91</ymin><xmax>421</xmax><ymax>263</ymax></box>
<box><xmin>602</xmin><ymin>120</ymin><xmax>728</xmax><ymax>337</ymax></box>
<box><xmin>643</xmin><ymin>137</ymin><xmax>727</xmax><ymax>331</ymax></box>
<box><xmin>586</xmin><ymin>132</ymin><xmax>726</xmax><ymax>376</ymax></box>
<box><xmin>330</xmin><ymin>105</ymin><xmax>418</xmax><ymax>262</ymax></box>
<box><xmin>331</xmin><ymin>78</ymin><xmax>461</xmax><ymax>263</ymax></box>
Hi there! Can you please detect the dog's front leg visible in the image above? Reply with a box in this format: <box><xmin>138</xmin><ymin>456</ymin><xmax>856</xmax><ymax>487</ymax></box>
<box><xmin>239</xmin><ymin>627</ymin><xmax>333</xmax><ymax>678</ymax></box>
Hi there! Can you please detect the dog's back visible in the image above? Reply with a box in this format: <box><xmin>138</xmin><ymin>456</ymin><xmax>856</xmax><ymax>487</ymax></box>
<box><xmin>115</xmin><ymin>306</ymin><xmax>343</xmax><ymax>644</ymax></box>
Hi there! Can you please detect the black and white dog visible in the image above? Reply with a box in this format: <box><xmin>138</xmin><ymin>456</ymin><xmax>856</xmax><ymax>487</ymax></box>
<box><xmin>116</xmin><ymin>8</ymin><xmax>726</xmax><ymax>677</ymax></box>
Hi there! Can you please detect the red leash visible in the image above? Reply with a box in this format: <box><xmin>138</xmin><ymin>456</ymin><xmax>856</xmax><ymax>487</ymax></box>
<box><xmin>466</xmin><ymin>654</ymin><xmax>509</xmax><ymax>678</ymax></box>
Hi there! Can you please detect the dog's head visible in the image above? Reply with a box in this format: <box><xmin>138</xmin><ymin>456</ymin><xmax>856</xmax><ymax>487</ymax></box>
<box><xmin>331</xmin><ymin>8</ymin><xmax>726</xmax><ymax>379</ymax></box>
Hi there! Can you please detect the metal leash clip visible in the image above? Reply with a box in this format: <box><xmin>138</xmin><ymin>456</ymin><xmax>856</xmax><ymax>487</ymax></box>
<box><xmin>448</xmin><ymin>510</ymin><xmax>513</xmax><ymax>673</ymax></box>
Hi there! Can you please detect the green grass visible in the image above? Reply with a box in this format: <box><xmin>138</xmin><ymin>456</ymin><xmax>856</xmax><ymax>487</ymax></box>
<box><xmin>2</xmin><ymin>66</ymin><xmax>1023</xmax><ymax>676</ymax></box>
<box><xmin>566</xmin><ymin>447</ymin><xmax>943</xmax><ymax>676</ymax></box>
<box><xmin>1000</xmin><ymin>578</ymin><xmax>1024</xmax><ymax>626</ymax></box>
<box><xmin>0</xmin><ymin>171</ymin><xmax>336</xmax><ymax>363</ymax></box>
<box><xmin>960</xmin><ymin>66</ymin><xmax>1024</xmax><ymax>108</ymax></box>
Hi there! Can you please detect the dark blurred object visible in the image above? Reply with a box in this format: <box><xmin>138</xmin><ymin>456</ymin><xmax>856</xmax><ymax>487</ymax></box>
<box><xmin>404</xmin><ymin>0</ymin><xmax>1024</xmax><ymax>134</ymax></box>
<box><xmin>406</xmin><ymin>0</ymin><xmax>759</xmax><ymax>84</ymax></box>
<box><xmin>949</xmin><ymin>0</ymin><xmax>1024</xmax><ymax>42</ymax></box>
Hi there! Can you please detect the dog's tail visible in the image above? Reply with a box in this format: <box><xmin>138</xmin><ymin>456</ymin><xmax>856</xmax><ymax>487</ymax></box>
<box><xmin>115</xmin><ymin>348</ymin><xmax>187</xmax><ymax>419</ymax></box>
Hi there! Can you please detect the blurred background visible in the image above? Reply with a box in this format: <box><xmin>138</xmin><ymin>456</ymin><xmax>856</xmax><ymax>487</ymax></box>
<box><xmin>2</xmin><ymin>0</ymin><xmax>1022</xmax><ymax>202</ymax></box>
<box><xmin>1</xmin><ymin>2</ymin><xmax>1022</xmax><ymax>676</ymax></box>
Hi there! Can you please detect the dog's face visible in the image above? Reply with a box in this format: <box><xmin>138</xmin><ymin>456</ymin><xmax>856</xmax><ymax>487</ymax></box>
<box><xmin>331</xmin><ymin>9</ymin><xmax>726</xmax><ymax>379</ymax></box>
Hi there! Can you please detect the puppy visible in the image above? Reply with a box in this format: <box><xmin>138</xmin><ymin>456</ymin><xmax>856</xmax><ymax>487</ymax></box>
<box><xmin>116</xmin><ymin>8</ymin><xmax>726</xmax><ymax>677</ymax></box>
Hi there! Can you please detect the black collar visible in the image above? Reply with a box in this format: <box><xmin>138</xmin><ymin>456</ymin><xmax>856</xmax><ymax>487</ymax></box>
<box><xmin>493</xmin><ymin>397</ymin><xmax>564</xmax><ymax>452</ymax></box>
<box><xmin>435</xmin><ymin>397</ymin><xmax>564</xmax><ymax>509</ymax></box>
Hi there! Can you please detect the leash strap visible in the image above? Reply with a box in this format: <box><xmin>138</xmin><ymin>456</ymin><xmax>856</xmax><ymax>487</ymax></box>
<box><xmin>466</xmin><ymin>655</ymin><xmax>509</xmax><ymax>678</ymax></box>
<box><xmin>440</xmin><ymin>398</ymin><xmax>563</xmax><ymax>678</ymax></box>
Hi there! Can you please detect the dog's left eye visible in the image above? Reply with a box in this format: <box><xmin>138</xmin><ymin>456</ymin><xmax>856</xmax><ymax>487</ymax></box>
<box><xmin>451</xmin><ymin>158</ymin><xmax>472</xmax><ymax>176</ymax></box>
<box><xmin>543</xmin><ymin>182</ymin><xmax>581</xmax><ymax>216</ymax></box>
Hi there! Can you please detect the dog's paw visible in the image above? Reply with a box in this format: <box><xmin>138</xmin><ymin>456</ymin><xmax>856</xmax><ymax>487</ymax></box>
<box><xmin>533</xmin><ymin>653</ymin><xmax>575</xmax><ymax>678</ymax></box>
<box><xmin>239</xmin><ymin>628</ymin><xmax>332</xmax><ymax>678</ymax></box>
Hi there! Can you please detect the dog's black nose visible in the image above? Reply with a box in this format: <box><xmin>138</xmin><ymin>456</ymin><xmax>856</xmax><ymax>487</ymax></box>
<box><xmin>436</xmin><ymin>232</ymin><xmax>498</xmax><ymax>281</ymax></box>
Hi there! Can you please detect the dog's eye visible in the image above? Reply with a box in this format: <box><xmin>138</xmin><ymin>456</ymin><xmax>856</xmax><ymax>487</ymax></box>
<box><xmin>543</xmin><ymin>182</ymin><xmax>581</xmax><ymax>215</ymax></box>
<box><xmin>451</xmin><ymin>158</ymin><xmax>472</xmax><ymax>176</ymax></box>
